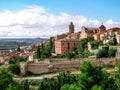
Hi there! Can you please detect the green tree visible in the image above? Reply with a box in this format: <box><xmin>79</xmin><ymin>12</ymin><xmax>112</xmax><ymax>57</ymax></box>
<box><xmin>17</xmin><ymin>45</ymin><xmax>21</xmax><ymax>52</ymax></box>
<box><xmin>96</xmin><ymin>48</ymin><xmax>108</xmax><ymax>58</ymax></box>
<box><xmin>61</xmin><ymin>84</ymin><xmax>81</xmax><ymax>90</ymax></box>
<box><xmin>83</xmin><ymin>49</ymin><xmax>93</xmax><ymax>58</ymax></box>
<box><xmin>38</xmin><ymin>70</ymin><xmax>76</xmax><ymax>90</ymax></box>
<box><xmin>6</xmin><ymin>81</ymin><xmax>23</xmax><ymax>90</ymax></box>
<box><xmin>0</xmin><ymin>67</ymin><xmax>13</xmax><ymax>90</ymax></box>
<box><xmin>78</xmin><ymin>37</ymin><xmax>94</xmax><ymax>57</ymax></box>
<box><xmin>99</xmin><ymin>40</ymin><xmax>103</xmax><ymax>46</ymax></box>
<box><xmin>108</xmin><ymin>48</ymin><xmax>117</xmax><ymax>57</ymax></box>
<box><xmin>9</xmin><ymin>56</ymin><xmax>27</xmax><ymax>64</ymax></box>
<box><xmin>91</xmin><ymin>41</ymin><xmax>99</xmax><ymax>49</ymax></box>
<box><xmin>65</xmin><ymin>51</ymin><xmax>75</xmax><ymax>59</ymax></box>
<box><xmin>91</xmin><ymin>85</ymin><xmax>103</xmax><ymax>90</ymax></box>
<box><xmin>113</xmin><ymin>34</ymin><xmax>117</xmax><ymax>45</ymax></box>
<box><xmin>115</xmin><ymin>63</ymin><xmax>120</xmax><ymax>90</ymax></box>
<box><xmin>41</xmin><ymin>43</ymin><xmax>44</xmax><ymax>51</ymax></box>
<box><xmin>37</xmin><ymin>46</ymin><xmax>41</xmax><ymax>59</ymax></box>
<box><xmin>78</xmin><ymin>38</ymin><xmax>88</xmax><ymax>53</ymax></box>
<box><xmin>21</xmin><ymin>80</ymin><xmax>29</xmax><ymax>90</ymax></box>
<box><xmin>57</xmin><ymin>70</ymin><xmax>76</xmax><ymax>87</ymax></box>
<box><xmin>87</xmin><ymin>36</ymin><xmax>94</xmax><ymax>42</ymax></box>
<box><xmin>9</xmin><ymin>58</ymin><xmax>17</xmax><ymax>64</ymax></box>
<box><xmin>109</xmin><ymin>34</ymin><xmax>117</xmax><ymax>45</ymax></box>
<box><xmin>108</xmin><ymin>40</ymin><xmax>114</xmax><ymax>45</ymax></box>
<box><xmin>49</xmin><ymin>37</ymin><xmax>53</xmax><ymax>52</ymax></box>
<box><xmin>38</xmin><ymin>78</ymin><xmax>58</xmax><ymax>90</ymax></box>
<box><xmin>76</xmin><ymin>61</ymin><xmax>110</xmax><ymax>90</ymax></box>
<box><xmin>8</xmin><ymin>64</ymin><xmax>20</xmax><ymax>75</ymax></box>
<box><xmin>17</xmin><ymin>56</ymin><xmax>27</xmax><ymax>62</ymax></box>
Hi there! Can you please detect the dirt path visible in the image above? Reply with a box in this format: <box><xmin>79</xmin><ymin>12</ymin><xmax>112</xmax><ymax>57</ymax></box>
<box><xmin>14</xmin><ymin>68</ymin><xmax>117</xmax><ymax>81</ymax></box>
<box><xmin>14</xmin><ymin>71</ymin><xmax>80</xmax><ymax>80</ymax></box>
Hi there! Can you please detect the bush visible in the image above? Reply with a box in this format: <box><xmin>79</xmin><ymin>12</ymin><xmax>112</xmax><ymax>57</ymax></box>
<box><xmin>108</xmin><ymin>48</ymin><xmax>117</xmax><ymax>57</ymax></box>
<box><xmin>65</xmin><ymin>52</ymin><xmax>75</xmax><ymax>59</ymax></box>
<box><xmin>6</xmin><ymin>81</ymin><xmax>23</xmax><ymax>90</ymax></box>
<box><xmin>91</xmin><ymin>41</ymin><xmax>99</xmax><ymax>49</ymax></box>
<box><xmin>96</xmin><ymin>48</ymin><xmax>108</xmax><ymax>58</ymax></box>
<box><xmin>38</xmin><ymin>70</ymin><xmax>77</xmax><ymax>90</ymax></box>
<box><xmin>83</xmin><ymin>49</ymin><xmax>94</xmax><ymax>58</ymax></box>
<box><xmin>9</xmin><ymin>56</ymin><xmax>27</xmax><ymax>64</ymax></box>
<box><xmin>108</xmin><ymin>36</ymin><xmax>117</xmax><ymax>45</ymax></box>
<box><xmin>108</xmin><ymin>40</ymin><xmax>114</xmax><ymax>45</ymax></box>
<box><xmin>0</xmin><ymin>67</ymin><xmax>13</xmax><ymax>89</ymax></box>
<box><xmin>9</xmin><ymin>58</ymin><xmax>17</xmax><ymax>64</ymax></box>
<box><xmin>61</xmin><ymin>84</ymin><xmax>80</xmax><ymax>90</ymax></box>
<box><xmin>8</xmin><ymin>64</ymin><xmax>20</xmax><ymax>75</ymax></box>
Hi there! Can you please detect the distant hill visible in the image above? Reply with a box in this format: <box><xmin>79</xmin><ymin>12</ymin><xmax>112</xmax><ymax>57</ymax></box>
<box><xmin>0</xmin><ymin>38</ymin><xmax>48</xmax><ymax>50</ymax></box>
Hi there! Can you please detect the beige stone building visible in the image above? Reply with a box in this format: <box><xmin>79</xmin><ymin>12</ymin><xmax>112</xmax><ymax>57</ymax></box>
<box><xmin>93</xmin><ymin>27</ymin><xmax>120</xmax><ymax>44</ymax></box>
<box><xmin>81</xmin><ymin>24</ymin><xmax>106</xmax><ymax>39</ymax></box>
<box><xmin>107</xmin><ymin>27</ymin><xmax>120</xmax><ymax>44</ymax></box>
<box><xmin>80</xmin><ymin>26</ymin><xmax>99</xmax><ymax>39</ymax></box>
<box><xmin>55</xmin><ymin>39</ymin><xmax>79</xmax><ymax>55</ymax></box>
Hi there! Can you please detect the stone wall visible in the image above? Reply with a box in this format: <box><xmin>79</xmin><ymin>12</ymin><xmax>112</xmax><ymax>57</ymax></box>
<box><xmin>19</xmin><ymin>57</ymin><xmax>118</xmax><ymax>75</ymax></box>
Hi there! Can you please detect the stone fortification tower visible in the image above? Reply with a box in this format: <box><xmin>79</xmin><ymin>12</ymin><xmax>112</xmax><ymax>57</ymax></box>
<box><xmin>19</xmin><ymin>62</ymin><xmax>28</xmax><ymax>75</ymax></box>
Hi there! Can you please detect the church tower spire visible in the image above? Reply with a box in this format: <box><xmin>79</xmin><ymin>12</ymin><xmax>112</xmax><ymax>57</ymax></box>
<box><xmin>99</xmin><ymin>23</ymin><xmax>106</xmax><ymax>33</ymax></box>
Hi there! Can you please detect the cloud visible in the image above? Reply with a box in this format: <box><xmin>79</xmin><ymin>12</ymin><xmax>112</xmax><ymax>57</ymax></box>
<box><xmin>105</xmin><ymin>19</ymin><xmax>120</xmax><ymax>29</ymax></box>
<box><xmin>0</xmin><ymin>5</ymin><xmax>120</xmax><ymax>38</ymax></box>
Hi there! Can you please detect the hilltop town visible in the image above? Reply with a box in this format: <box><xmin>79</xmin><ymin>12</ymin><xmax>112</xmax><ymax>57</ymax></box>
<box><xmin>51</xmin><ymin>22</ymin><xmax>120</xmax><ymax>56</ymax></box>
<box><xmin>1</xmin><ymin>22</ymin><xmax>120</xmax><ymax>90</ymax></box>
<box><xmin>0</xmin><ymin>22</ymin><xmax>120</xmax><ymax>63</ymax></box>
<box><xmin>0</xmin><ymin>22</ymin><xmax>120</xmax><ymax>76</ymax></box>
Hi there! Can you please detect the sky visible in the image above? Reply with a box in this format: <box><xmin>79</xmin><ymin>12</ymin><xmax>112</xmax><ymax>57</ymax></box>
<box><xmin>0</xmin><ymin>0</ymin><xmax>120</xmax><ymax>38</ymax></box>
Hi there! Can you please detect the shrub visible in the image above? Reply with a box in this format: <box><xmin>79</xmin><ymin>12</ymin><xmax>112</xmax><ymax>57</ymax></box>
<box><xmin>108</xmin><ymin>40</ymin><xmax>114</xmax><ymax>45</ymax></box>
<box><xmin>83</xmin><ymin>49</ymin><xmax>94</xmax><ymax>58</ymax></box>
<box><xmin>108</xmin><ymin>36</ymin><xmax>117</xmax><ymax>45</ymax></box>
<box><xmin>96</xmin><ymin>48</ymin><xmax>108</xmax><ymax>58</ymax></box>
<box><xmin>65</xmin><ymin>52</ymin><xmax>75</xmax><ymax>59</ymax></box>
<box><xmin>9</xmin><ymin>58</ymin><xmax>17</xmax><ymax>64</ymax></box>
<box><xmin>108</xmin><ymin>48</ymin><xmax>117</xmax><ymax>57</ymax></box>
<box><xmin>91</xmin><ymin>41</ymin><xmax>99</xmax><ymax>49</ymax></box>
<box><xmin>0</xmin><ymin>67</ymin><xmax>13</xmax><ymax>89</ymax></box>
<box><xmin>8</xmin><ymin>64</ymin><xmax>20</xmax><ymax>75</ymax></box>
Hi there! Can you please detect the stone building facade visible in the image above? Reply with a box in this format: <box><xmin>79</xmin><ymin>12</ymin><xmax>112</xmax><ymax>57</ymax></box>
<box><xmin>81</xmin><ymin>24</ymin><xmax>106</xmax><ymax>39</ymax></box>
<box><xmin>55</xmin><ymin>39</ymin><xmax>79</xmax><ymax>55</ymax></box>
<box><xmin>80</xmin><ymin>26</ymin><xmax>99</xmax><ymax>39</ymax></box>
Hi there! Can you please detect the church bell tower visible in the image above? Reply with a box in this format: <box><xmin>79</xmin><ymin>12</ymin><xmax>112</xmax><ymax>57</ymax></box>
<box><xmin>69</xmin><ymin>22</ymin><xmax>74</xmax><ymax>33</ymax></box>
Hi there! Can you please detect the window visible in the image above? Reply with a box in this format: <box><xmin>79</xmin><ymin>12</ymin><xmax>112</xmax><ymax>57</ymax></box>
<box><xmin>74</xmin><ymin>43</ymin><xmax>76</xmax><ymax>46</ymax></box>
<box><xmin>67</xmin><ymin>42</ymin><xmax>70</xmax><ymax>49</ymax></box>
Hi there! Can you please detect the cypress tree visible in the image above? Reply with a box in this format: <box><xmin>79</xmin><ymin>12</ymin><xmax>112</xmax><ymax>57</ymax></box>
<box><xmin>37</xmin><ymin>46</ymin><xmax>41</xmax><ymax>59</ymax></box>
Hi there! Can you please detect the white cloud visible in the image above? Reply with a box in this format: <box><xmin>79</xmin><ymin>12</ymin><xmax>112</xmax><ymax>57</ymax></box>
<box><xmin>0</xmin><ymin>5</ymin><xmax>120</xmax><ymax>38</ymax></box>
<box><xmin>105</xmin><ymin>19</ymin><xmax>120</xmax><ymax>29</ymax></box>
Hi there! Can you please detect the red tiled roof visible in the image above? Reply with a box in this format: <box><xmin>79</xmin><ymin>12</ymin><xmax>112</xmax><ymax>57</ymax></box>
<box><xmin>107</xmin><ymin>27</ymin><xmax>120</xmax><ymax>32</ymax></box>
<box><xmin>94</xmin><ymin>31</ymin><xmax>107</xmax><ymax>35</ymax></box>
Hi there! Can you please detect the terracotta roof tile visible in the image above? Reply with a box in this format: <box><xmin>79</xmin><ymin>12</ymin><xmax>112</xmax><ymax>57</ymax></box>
<box><xmin>107</xmin><ymin>27</ymin><xmax>120</xmax><ymax>32</ymax></box>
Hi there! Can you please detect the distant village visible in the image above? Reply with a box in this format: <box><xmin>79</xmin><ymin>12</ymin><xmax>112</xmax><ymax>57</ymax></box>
<box><xmin>0</xmin><ymin>22</ymin><xmax>120</xmax><ymax>67</ymax></box>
